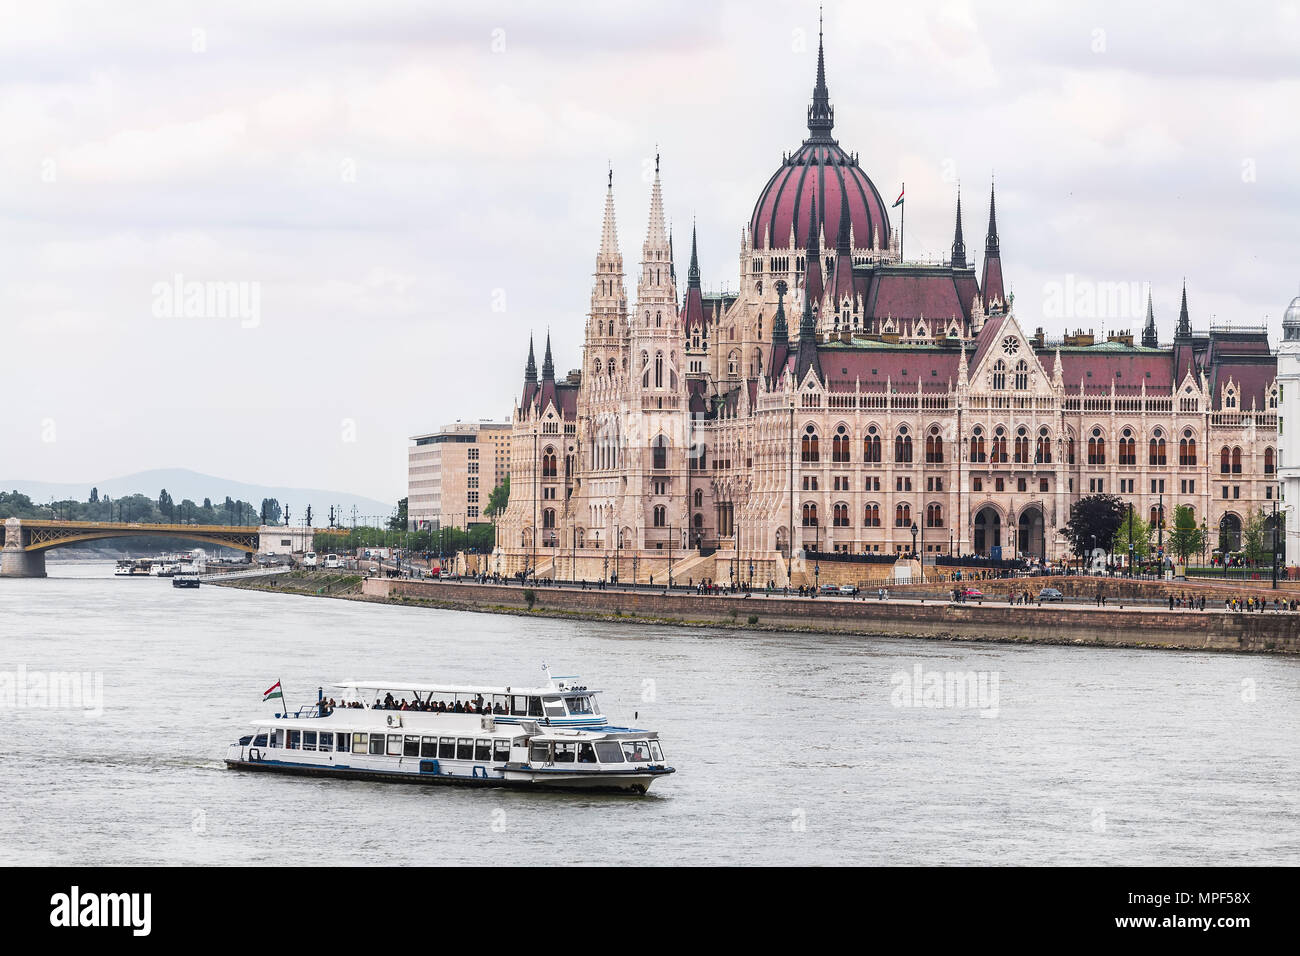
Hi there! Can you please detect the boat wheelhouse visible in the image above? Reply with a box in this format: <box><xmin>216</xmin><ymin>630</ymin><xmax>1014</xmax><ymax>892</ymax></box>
<box><xmin>334</xmin><ymin>671</ymin><xmax>607</xmax><ymax>728</ymax></box>
<box><xmin>224</xmin><ymin>698</ymin><xmax>672</xmax><ymax>794</ymax></box>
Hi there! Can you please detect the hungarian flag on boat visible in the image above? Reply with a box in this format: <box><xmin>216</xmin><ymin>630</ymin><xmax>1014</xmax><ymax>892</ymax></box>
<box><xmin>263</xmin><ymin>680</ymin><xmax>283</xmax><ymax>702</ymax></box>
<box><xmin>892</xmin><ymin>184</ymin><xmax>904</xmax><ymax>207</ymax></box>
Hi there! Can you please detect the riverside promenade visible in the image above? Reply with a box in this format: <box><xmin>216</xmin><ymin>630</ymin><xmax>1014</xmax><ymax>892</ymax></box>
<box><xmin>357</xmin><ymin>576</ymin><xmax>1300</xmax><ymax>656</ymax></box>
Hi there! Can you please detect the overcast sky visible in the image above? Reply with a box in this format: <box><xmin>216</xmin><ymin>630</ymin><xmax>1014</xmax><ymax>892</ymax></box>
<box><xmin>2</xmin><ymin>0</ymin><xmax>1298</xmax><ymax>504</ymax></box>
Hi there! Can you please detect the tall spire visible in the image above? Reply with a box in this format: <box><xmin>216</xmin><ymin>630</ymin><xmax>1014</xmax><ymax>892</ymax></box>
<box><xmin>772</xmin><ymin>280</ymin><xmax>789</xmax><ymax>347</ymax></box>
<box><xmin>645</xmin><ymin>150</ymin><xmax>668</xmax><ymax>247</ymax></box>
<box><xmin>524</xmin><ymin>335</ymin><xmax>537</xmax><ymax>386</ymax></box>
<box><xmin>803</xmin><ymin>191</ymin><xmax>824</xmax><ymax>305</ymax></box>
<box><xmin>1175</xmin><ymin>280</ymin><xmax>1191</xmax><ymax>340</ymax></box>
<box><xmin>1142</xmin><ymin>287</ymin><xmax>1158</xmax><ymax>348</ymax></box>
<box><xmin>985</xmin><ymin>180</ymin><xmax>999</xmax><ymax>254</ymax></box>
<box><xmin>951</xmin><ymin>188</ymin><xmax>967</xmax><ymax>269</ymax></box>
<box><xmin>806</xmin><ymin>7</ymin><xmax>834</xmax><ymax>141</ymax></box>
<box><xmin>600</xmin><ymin>167</ymin><xmax>619</xmax><ymax>257</ymax></box>
<box><xmin>542</xmin><ymin>331</ymin><xmax>554</xmax><ymax>381</ymax></box>
<box><xmin>795</xmin><ymin>271</ymin><xmax>823</xmax><ymax>382</ymax></box>
<box><xmin>687</xmin><ymin>223</ymin><xmax>701</xmax><ymax>289</ymax></box>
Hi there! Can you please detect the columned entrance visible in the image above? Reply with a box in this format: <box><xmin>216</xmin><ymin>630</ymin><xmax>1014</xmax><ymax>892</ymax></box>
<box><xmin>973</xmin><ymin>506</ymin><xmax>1001</xmax><ymax>556</ymax></box>
<box><xmin>1017</xmin><ymin>507</ymin><xmax>1044</xmax><ymax>560</ymax></box>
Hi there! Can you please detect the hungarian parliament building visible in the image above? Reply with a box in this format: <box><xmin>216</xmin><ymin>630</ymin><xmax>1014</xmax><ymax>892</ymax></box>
<box><xmin>491</xmin><ymin>30</ymin><xmax>1283</xmax><ymax>585</ymax></box>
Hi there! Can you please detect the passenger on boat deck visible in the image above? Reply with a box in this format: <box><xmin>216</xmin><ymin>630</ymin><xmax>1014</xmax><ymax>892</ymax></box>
<box><xmin>493</xmin><ymin>703</ymin><xmax>505</xmax><ymax>714</ymax></box>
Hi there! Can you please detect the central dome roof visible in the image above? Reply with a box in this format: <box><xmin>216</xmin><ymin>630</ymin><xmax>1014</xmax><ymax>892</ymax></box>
<box><xmin>749</xmin><ymin>31</ymin><xmax>891</xmax><ymax>251</ymax></box>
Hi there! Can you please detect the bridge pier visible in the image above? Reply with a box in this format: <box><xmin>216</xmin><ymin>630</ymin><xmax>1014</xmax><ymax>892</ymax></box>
<box><xmin>2</xmin><ymin>518</ymin><xmax>46</xmax><ymax>578</ymax></box>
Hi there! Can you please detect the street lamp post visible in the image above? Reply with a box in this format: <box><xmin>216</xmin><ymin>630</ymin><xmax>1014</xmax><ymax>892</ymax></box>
<box><xmin>1272</xmin><ymin>496</ymin><xmax>1279</xmax><ymax>589</ymax></box>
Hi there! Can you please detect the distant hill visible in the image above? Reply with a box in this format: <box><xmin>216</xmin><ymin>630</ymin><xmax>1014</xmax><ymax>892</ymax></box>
<box><xmin>0</xmin><ymin>468</ymin><xmax>396</xmax><ymax>526</ymax></box>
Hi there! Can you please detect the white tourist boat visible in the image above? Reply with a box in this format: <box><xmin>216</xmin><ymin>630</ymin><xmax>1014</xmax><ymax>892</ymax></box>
<box><xmin>224</xmin><ymin>685</ymin><xmax>674</xmax><ymax>794</ymax></box>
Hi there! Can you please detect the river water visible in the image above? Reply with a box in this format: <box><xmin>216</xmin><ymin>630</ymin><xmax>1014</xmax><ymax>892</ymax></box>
<box><xmin>2</xmin><ymin>561</ymin><xmax>1298</xmax><ymax>866</ymax></box>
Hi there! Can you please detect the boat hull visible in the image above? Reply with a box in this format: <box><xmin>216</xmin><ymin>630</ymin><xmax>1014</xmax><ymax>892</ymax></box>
<box><xmin>225</xmin><ymin>757</ymin><xmax>668</xmax><ymax>794</ymax></box>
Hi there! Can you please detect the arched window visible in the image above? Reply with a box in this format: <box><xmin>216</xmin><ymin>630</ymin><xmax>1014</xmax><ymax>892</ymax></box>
<box><xmin>991</xmin><ymin>427</ymin><xmax>1008</xmax><ymax>464</ymax></box>
<box><xmin>1036</xmin><ymin>427</ymin><xmax>1052</xmax><ymax>464</ymax></box>
<box><xmin>1088</xmin><ymin>429</ymin><xmax>1106</xmax><ymax>466</ymax></box>
<box><xmin>1232</xmin><ymin>447</ymin><xmax>1242</xmax><ymax>474</ymax></box>
<box><xmin>833</xmin><ymin>503</ymin><xmax>850</xmax><ymax>527</ymax></box>
<box><xmin>970</xmin><ymin>427</ymin><xmax>986</xmax><ymax>463</ymax></box>
<box><xmin>542</xmin><ymin>508</ymin><xmax>555</xmax><ymax>529</ymax></box>
<box><xmin>652</xmin><ymin>435</ymin><xmax>667</xmax><ymax>470</ymax></box>
<box><xmin>864</xmin><ymin>503</ymin><xmax>880</xmax><ymax>527</ymax></box>
<box><xmin>832</xmin><ymin>425</ymin><xmax>850</xmax><ymax>463</ymax></box>
<box><xmin>1220</xmin><ymin>446</ymin><xmax>1231</xmax><ymax>474</ymax></box>
<box><xmin>653</xmin><ymin>505</ymin><xmax>666</xmax><ymax>527</ymax></box>
<box><xmin>1119</xmin><ymin>428</ymin><xmax>1136</xmax><ymax>466</ymax></box>
<box><xmin>542</xmin><ymin>447</ymin><xmax>557</xmax><ymax>478</ymax></box>
<box><xmin>1067</xmin><ymin>434</ymin><xmax>1076</xmax><ymax>465</ymax></box>
<box><xmin>1180</xmin><ymin>430</ymin><xmax>1197</xmax><ymax>466</ymax></box>
<box><xmin>863</xmin><ymin>426</ymin><xmax>881</xmax><ymax>463</ymax></box>
<box><xmin>991</xmin><ymin>359</ymin><xmax>1006</xmax><ymax>390</ymax></box>
<box><xmin>894</xmin><ymin>426</ymin><xmax>912</xmax><ymax>464</ymax></box>
<box><xmin>1013</xmin><ymin>360</ymin><xmax>1029</xmax><ymax>390</ymax></box>
<box><xmin>802</xmin><ymin>503</ymin><xmax>818</xmax><ymax>527</ymax></box>
<box><xmin>925</xmin><ymin>427</ymin><xmax>944</xmax><ymax>464</ymax></box>
<box><xmin>1013</xmin><ymin>427</ymin><xmax>1030</xmax><ymax>464</ymax></box>
<box><xmin>1149</xmin><ymin>429</ymin><xmax>1166</xmax><ymax>466</ymax></box>
<box><xmin>1149</xmin><ymin>505</ymin><xmax>1165</xmax><ymax>529</ymax></box>
<box><xmin>894</xmin><ymin>503</ymin><xmax>912</xmax><ymax>527</ymax></box>
<box><xmin>693</xmin><ymin>489</ymin><xmax>703</xmax><ymax>508</ymax></box>
<box><xmin>1266</xmin><ymin>447</ymin><xmax>1275</xmax><ymax>474</ymax></box>
<box><xmin>607</xmin><ymin>358</ymin><xmax>615</xmax><ymax>375</ymax></box>
<box><xmin>654</xmin><ymin>351</ymin><xmax>664</xmax><ymax>388</ymax></box>
<box><xmin>926</xmin><ymin>503</ymin><xmax>943</xmax><ymax>528</ymax></box>
<box><xmin>801</xmin><ymin>425</ymin><xmax>820</xmax><ymax>463</ymax></box>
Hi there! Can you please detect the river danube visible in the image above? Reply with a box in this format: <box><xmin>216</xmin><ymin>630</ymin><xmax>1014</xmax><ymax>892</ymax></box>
<box><xmin>2</xmin><ymin>562</ymin><xmax>1298</xmax><ymax>865</ymax></box>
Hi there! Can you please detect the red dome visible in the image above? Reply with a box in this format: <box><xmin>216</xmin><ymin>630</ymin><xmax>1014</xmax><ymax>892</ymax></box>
<box><xmin>750</xmin><ymin>141</ymin><xmax>891</xmax><ymax>252</ymax></box>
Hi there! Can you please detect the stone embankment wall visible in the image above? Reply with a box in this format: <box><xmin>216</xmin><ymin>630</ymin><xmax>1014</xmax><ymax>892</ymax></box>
<box><xmin>360</xmin><ymin>578</ymin><xmax>1300</xmax><ymax>655</ymax></box>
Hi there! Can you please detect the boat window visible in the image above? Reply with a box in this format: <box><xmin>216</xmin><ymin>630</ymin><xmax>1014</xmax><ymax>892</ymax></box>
<box><xmin>529</xmin><ymin>742</ymin><xmax>550</xmax><ymax>764</ymax></box>
<box><xmin>474</xmin><ymin>739</ymin><xmax>491</xmax><ymax>762</ymax></box>
<box><xmin>352</xmin><ymin>733</ymin><xmax>367</xmax><ymax>753</ymax></box>
<box><xmin>337</xmin><ymin>733</ymin><xmax>350</xmax><ymax>753</ymax></box>
<box><xmin>387</xmin><ymin>735</ymin><xmax>403</xmax><ymax>757</ymax></box>
<box><xmin>318</xmin><ymin>732</ymin><xmax>333</xmax><ymax>752</ymax></box>
<box><xmin>287</xmin><ymin>731</ymin><xmax>300</xmax><ymax>750</ymax></box>
<box><xmin>403</xmin><ymin>735</ymin><xmax>420</xmax><ymax>757</ymax></box>
<box><xmin>621</xmin><ymin>740</ymin><xmax>651</xmax><ymax>762</ymax></box>
<box><xmin>369</xmin><ymin>735</ymin><xmax>385</xmax><ymax>755</ymax></box>
<box><xmin>554</xmin><ymin>742</ymin><xmax>577</xmax><ymax>763</ymax></box>
<box><xmin>566</xmin><ymin>696</ymin><xmax>593</xmax><ymax>715</ymax></box>
<box><xmin>493</xmin><ymin>740</ymin><xmax>510</xmax><ymax>763</ymax></box>
<box><xmin>421</xmin><ymin>736</ymin><xmax>437</xmax><ymax>758</ymax></box>
<box><xmin>270</xmin><ymin>730</ymin><xmax>283</xmax><ymax>748</ymax></box>
<box><xmin>595</xmin><ymin>742</ymin><xmax>624</xmax><ymax>763</ymax></box>
<box><xmin>649</xmin><ymin>740</ymin><xmax>664</xmax><ymax>761</ymax></box>
<box><xmin>492</xmin><ymin>695</ymin><xmax>509</xmax><ymax>713</ymax></box>
<box><xmin>302</xmin><ymin>731</ymin><xmax>317</xmax><ymax>751</ymax></box>
<box><xmin>439</xmin><ymin>737</ymin><xmax>456</xmax><ymax>759</ymax></box>
<box><xmin>456</xmin><ymin>738</ymin><xmax>473</xmax><ymax>760</ymax></box>
<box><xmin>253</xmin><ymin>734</ymin><xmax>267</xmax><ymax>747</ymax></box>
<box><xmin>528</xmin><ymin>697</ymin><xmax>543</xmax><ymax>718</ymax></box>
<box><xmin>542</xmin><ymin>696</ymin><xmax>567</xmax><ymax>718</ymax></box>
<box><xmin>578</xmin><ymin>742</ymin><xmax>597</xmax><ymax>763</ymax></box>
<box><xmin>511</xmin><ymin>695</ymin><xmax>529</xmax><ymax>716</ymax></box>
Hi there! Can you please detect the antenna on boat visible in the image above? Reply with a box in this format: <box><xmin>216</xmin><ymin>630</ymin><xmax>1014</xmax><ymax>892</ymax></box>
<box><xmin>542</xmin><ymin>662</ymin><xmax>553</xmax><ymax>684</ymax></box>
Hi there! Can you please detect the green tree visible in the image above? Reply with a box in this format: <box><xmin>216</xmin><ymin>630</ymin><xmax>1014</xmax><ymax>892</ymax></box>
<box><xmin>387</xmin><ymin>497</ymin><xmax>408</xmax><ymax>531</ymax></box>
<box><xmin>1167</xmin><ymin>505</ymin><xmax>1204</xmax><ymax>564</ymax></box>
<box><xmin>158</xmin><ymin>489</ymin><xmax>174</xmax><ymax>520</ymax></box>
<box><xmin>89</xmin><ymin>487</ymin><xmax>99</xmax><ymax>504</ymax></box>
<box><xmin>485</xmin><ymin>476</ymin><xmax>511</xmax><ymax>518</ymax></box>
<box><xmin>1113</xmin><ymin>511</ymin><xmax>1152</xmax><ymax>561</ymax></box>
<box><xmin>1062</xmin><ymin>494</ymin><xmax>1127</xmax><ymax>559</ymax></box>
<box><xmin>260</xmin><ymin>498</ymin><xmax>282</xmax><ymax>525</ymax></box>
<box><xmin>1242</xmin><ymin>508</ymin><xmax>1268</xmax><ymax>565</ymax></box>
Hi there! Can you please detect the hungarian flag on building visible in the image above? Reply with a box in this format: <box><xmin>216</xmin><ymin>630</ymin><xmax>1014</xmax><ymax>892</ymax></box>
<box><xmin>263</xmin><ymin>680</ymin><xmax>283</xmax><ymax>702</ymax></box>
<box><xmin>893</xmin><ymin>185</ymin><xmax>904</xmax><ymax>207</ymax></box>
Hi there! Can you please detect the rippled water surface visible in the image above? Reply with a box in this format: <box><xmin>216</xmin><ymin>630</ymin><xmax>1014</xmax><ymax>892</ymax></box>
<box><xmin>2</xmin><ymin>562</ymin><xmax>1298</xmax><ymax>865</ymax></box>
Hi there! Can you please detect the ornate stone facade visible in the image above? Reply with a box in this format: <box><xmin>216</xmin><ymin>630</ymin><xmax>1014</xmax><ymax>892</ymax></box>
<box><xmin>492</xmin><ymin>30</ymin><xmax>1282</xmax><ymax>583</ymax></box>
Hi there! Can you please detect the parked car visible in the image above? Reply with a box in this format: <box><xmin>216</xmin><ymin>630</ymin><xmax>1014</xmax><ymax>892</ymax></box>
<box><xmin>302</xmin><ymin>551</ymin><xmax>318</xmax><ymax>568</ymax></box>
<box><xmin>1037</xmin><ymin>587</ymin><xmax>1064</xmax><ymax>602</ymax></box>
<box><xmin>820</xmin><ymin>583</ymin><xmax>839</xmax><ymax>594</ymax></box>
<box><xmin>960</xmin><ymin>587</ymin><xmax>984</xmax><ymax>599</ymax></box>
<box><xmin>838</xmin><ymin>584</ymin><xmax>857</xmax><ymax>596</ymax></box>
<box><xmin>323</xmin><ymin>554</ymin><xmax>340</xmax><ymax>569</ymax></box>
